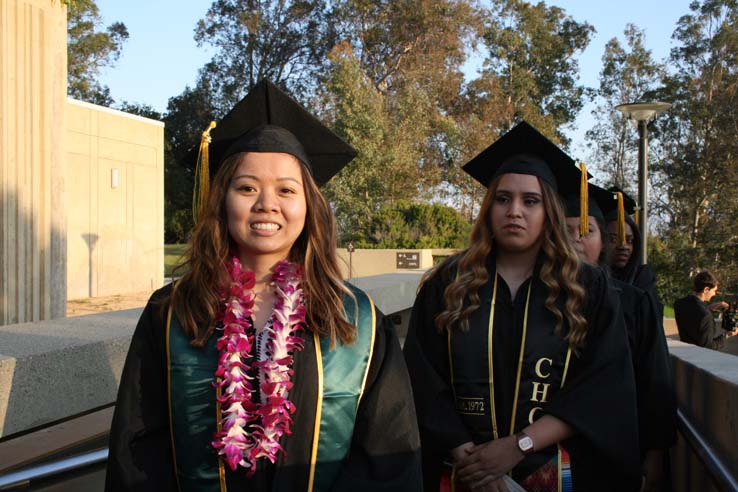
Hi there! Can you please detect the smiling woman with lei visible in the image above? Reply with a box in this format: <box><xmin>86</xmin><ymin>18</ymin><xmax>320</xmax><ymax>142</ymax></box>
<box><xmin>105</xmin><ymin>80</ymin><xmax>422</xmax><ymax>492</ymax></box>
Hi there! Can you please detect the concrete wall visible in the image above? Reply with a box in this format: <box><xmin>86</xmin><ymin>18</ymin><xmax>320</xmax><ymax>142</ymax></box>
<box><xmin>0</xmin><ymin>0</ymin><xmax>67</xmax><ymax>325</ymax></box>
<box><xmin>65</xmin><ymin>99</ymin><xmax>165</xmax><ymax>299</ymax></box>
<box><xmin>668</xmin><ymin>339</ymin><xmax>738</xmax><ymax>491</ymax></box>
<box><xmin>0</xmin><ymin>273</ymin><xmax>423</xmax><ymax>437</ymax></box>
<box><xmin>336</xmin><ymin>248</ymin><xmax>457</xmax><ymax>278</ymax></box>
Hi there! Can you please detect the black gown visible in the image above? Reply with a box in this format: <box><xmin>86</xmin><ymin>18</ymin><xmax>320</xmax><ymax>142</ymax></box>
<box><xmin>404</xmin><ymin>255</ymin><xmax>641</xmax><ymax>492</ymax></box>
<box><xmin>105</xmin><ymin>284</ymin><xmax>422</xmax><ymax>491</ymax></box>
<box><xmin>611</xmin><ymin>279</ymin><xmax>676</xmax><ymax>452</ymax></box>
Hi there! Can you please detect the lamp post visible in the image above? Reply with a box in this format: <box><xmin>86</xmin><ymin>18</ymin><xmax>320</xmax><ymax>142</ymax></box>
<box><xmin>614</xmin><ymin>101</ymin><xmax>671</xmax><ymax>264</ymax></box>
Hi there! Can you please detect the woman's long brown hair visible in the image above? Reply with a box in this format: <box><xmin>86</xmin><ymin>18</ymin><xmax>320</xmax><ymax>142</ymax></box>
<box><xmin>166</xmin><ymin>153</ymin><xmax>355</xmax><ymax>348</ymax></box>
<box><xmin>433</xmin><ymin>175</ymin><xmax>588</xmax><ymax>349</ymax></box>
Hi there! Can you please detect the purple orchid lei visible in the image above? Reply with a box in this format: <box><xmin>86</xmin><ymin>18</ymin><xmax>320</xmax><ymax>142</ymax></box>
<box><xmin>211</xmin><ymin>257</ymin><xmax>306</xmax><ymax>474</ymax></box>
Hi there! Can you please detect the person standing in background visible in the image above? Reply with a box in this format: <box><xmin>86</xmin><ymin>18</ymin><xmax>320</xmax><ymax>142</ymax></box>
<box><xmin>674</xmin><ymin>270</ymin><xmax>736</xmax><ymax>350</ymax></box>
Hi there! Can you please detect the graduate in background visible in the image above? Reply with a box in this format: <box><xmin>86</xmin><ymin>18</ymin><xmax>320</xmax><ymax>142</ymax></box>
<box><xmin>605</xmin><ymin>187</ymin><xmax>664</xmax><ymax>317</ymax></box>
<box><xmin>404</xmin><ymin>121</ymin><xmax>640</xmax><ymax>492</ymax></box>
<box><xmin>105</xmin><ymin>80</ymin><xmax>421</xmax><ymax>492</ymax></box>
<box><xmin>563</xmin><ymin>183</ymin><xmax>676</xmax><ymax>492</ymax></box>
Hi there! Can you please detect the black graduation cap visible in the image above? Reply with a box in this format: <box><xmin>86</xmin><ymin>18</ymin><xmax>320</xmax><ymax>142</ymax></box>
<box><xmin>461</xmin><ymin>121</ymin><xmax>583</xmax><ymax>195</ymax></box>
<box><xmin>195</xmin><ymin>79</ymin><xmax>357</xmax><ymax>186</ymax></box>
<box><xmin>563</xmin><ymin>183</ymin><xmax>620</xmax><ymax>223</ymax></box>
<box><xmin>188</xmin><ymin>79</ymin><xmax>357</xmax><ymax>220</ymax></box>
<box><xmin>564</xmin><ymin>182</ymin><xmax>632</xmax><ymax>246</ymax></box>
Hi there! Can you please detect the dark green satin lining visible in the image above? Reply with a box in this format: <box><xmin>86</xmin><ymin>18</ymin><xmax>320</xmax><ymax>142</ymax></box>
<box><xmin>168</xmin><ymin>315</ymin><xmax>224</xmax><ymax>492</ymax></box>
<box><xmin>167</xmin><ymin>286</ymin><xmax>375</xmax><ymax>492</ymax></box>
<box><xmin>312</xmin><ymin>286</ymin><xmax>375</xmax><ymax>491</ymax></box>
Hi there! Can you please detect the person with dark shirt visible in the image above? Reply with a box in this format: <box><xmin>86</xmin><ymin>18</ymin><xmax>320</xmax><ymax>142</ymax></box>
<box><xmin>605</xmin><ymin>188</ymin><xmax>664</xmax><ymax>318</ymax></box>
<box><xmin>404</xmin><ymin>122</ymin><xmax>640</xmax><ymax>492</ymax></box>
<box><xmin>105</xmin><ymin>80</ymin><xmax>422</xmax><ymax>492</ymax></box>
<box><xmin>674</xmin><ymin>270</ymin><xmax>736</xmax><ymax>349</ymax></box>
<box><xmin>563</xmin><ymin>183</ymin><xmax>675</xmax><ymax>492</ymax></box>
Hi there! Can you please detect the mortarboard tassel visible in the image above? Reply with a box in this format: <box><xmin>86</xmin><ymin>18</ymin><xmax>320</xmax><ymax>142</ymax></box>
<box><xmin>633</xmin><ymin>205</ymin><xmax>640</xmax><ymax>228</ymax></box>
<box><xmin>615</xmin><ymin>192</ymin><xmax>626</xmax><ymax>247</ymax></box>
<box><xmin>579</xmin><ymin>162</ymin><xmax>589</xmax><ymax>238</ymax></box>
<box><xmin>193</xmin><ymin>121</ymin><xmax>217</xmax><ymax>223</ymax></box>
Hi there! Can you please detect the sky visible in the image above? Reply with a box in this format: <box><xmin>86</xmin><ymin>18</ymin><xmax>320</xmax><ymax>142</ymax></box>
<box><xmin>95</xmin><ymin>0</ymin><xmax>695</xmax><ymax>160</ymax></box>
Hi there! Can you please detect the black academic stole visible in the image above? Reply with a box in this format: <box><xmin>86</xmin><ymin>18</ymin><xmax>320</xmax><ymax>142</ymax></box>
<box><xmin>166</xmin><ymin>285</ymin><xmax>376</xmax><ymax>492</ymax></box>
<box><xmin>447</xmin><ymin>273</ymin><xmax>573</xmax><ymax>489</ymax></box>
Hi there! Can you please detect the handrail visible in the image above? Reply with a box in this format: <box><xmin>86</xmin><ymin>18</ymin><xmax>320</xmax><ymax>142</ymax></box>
<box><xmin>0</xmin><ymin>448</ymin><xmax>107</xmax><ymax>491</ymax></box>
<box><xmin>677</xmin><ymin>408</ymin><xmax>738</xmax><ymax>492</ymax></box>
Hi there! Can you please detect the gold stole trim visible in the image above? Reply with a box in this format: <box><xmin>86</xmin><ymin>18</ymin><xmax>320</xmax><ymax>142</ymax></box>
<box><xmin>557</xmin><ymin>347</ymin><xmax>573</xmax><ymax>492</ymax></box>
<box><xmin>356</xmin><ymin>295</ymin><xmax>376</xmax><ymax>412</ymax></box>
<box><xmin>166</xmin><ymin>305</ymin><xmax>184</xmax><ymax>492</ymax></box>
<box><xmin>509</xmin><ymin>283</ymin><xmax>533</xmax><ymax>435</ymax></box>
<box><xmin>488</xmin><ymin>274</ymin><xmax>500</xmax><ymax>439</ymax></box>
<box><xmin>488</xmin><ymin>274</ymin><xmax>533</xmax><ymax>439</ymax></box>
<box><xmin>307</xmin><ymin>332</ymin><xmax>324</xmax><ymax>492</ymax></box>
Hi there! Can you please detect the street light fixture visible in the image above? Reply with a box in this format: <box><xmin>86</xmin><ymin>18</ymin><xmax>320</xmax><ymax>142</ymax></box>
<box><xmin>614</xmin><ymin>101</ymin><xmax>671</xmax><ymax>264</ymax></box>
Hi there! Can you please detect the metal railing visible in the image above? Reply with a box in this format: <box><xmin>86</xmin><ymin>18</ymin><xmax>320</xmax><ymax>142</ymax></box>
<box><xmin>0</xmin><ymin>448</ymin><xmax>107</xmax><ymax>491</ymax></box>
<box><xmin>677</xmin><ymin>408</ymin><xmax>738</xmax><ymax>492</ymax></box>
<box><xmin>1</xmin><ymin>409</ymin><xmax>736</xmax><ymax>491</ymax></box>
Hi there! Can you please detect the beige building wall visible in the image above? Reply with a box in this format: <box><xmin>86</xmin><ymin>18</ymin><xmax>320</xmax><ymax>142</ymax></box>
<box><xmin>65</xmin><ymin>99</ymin><xmax>164</xmax><ymax>299</ymax></box>
<box><xmin>336</xmin><ymin>248</ymin><xmax>458</xmax><ymax>278</ymax></box>
<box><xmin>0</xmin><ymin>0</ymin><xmax>68</xmax><ymax>325</ymax></box>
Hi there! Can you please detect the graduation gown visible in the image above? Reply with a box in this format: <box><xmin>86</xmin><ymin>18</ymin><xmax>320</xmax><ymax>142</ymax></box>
<box><xmin>105</xmin><ymin>284</ymin><xmax>422</xmax><ymax>492</ymax></box>
<box><xmin>404</xmin><ymin>256</ymin><xmax>641</xmax><ymax>492</ymax></box>
<box><xmin>611</xmin><ymin>279</ymin><xmax>676</xmax><ymax>452</ymax></box>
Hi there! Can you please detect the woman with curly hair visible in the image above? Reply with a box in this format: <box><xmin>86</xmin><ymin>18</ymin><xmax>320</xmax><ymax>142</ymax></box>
<box><xmin>404</xmin><ymin>122</ymin><xmax>640</xmax><ymax>492</ymax></box>
<box><xmin>106</xmin><ymin>80</ymin><xmax>421</xmax><ymax>492</ymax></box>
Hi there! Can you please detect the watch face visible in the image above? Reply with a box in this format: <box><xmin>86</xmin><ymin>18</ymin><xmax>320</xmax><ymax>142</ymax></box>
<box><xmin>519</xmin><ymin>436</ymin><xmax>534</xmax><ymax>451</ymax></box>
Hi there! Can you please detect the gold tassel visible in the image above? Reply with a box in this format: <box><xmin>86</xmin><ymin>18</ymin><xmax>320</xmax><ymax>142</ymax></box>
<box><xmin>193</xmin><ymin>121</ymin><xmax>217</xmax><ymax>223</ymax></box>
<box><xmin>634</xmin><ymin>205</ymin><xmax>640</xmax><ymax>228</ymax></box>
<box><xmin>615</xmin><ymin>192</ymin><xmax>626</xmax><ymax>247</ymax></box>
<box><xmin>579</xmin><ymin>162</ymin><xmax>589</xmax><ymax>238</ymax></box>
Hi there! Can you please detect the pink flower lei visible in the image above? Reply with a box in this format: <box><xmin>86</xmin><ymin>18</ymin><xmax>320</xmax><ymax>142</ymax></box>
<box><xmin>211</xmin><ymin>256</ymin><xmax>306</xmax><ymax>473</ymax></box>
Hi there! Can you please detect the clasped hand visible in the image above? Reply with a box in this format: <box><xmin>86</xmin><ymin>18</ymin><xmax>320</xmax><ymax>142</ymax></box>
<box><xmin>454</xmin><ymin>436</ymin><xmax>524</xmax><ymax>490</ymax></box>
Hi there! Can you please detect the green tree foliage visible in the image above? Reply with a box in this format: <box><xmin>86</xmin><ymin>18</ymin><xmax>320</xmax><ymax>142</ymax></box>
<box><xmin>438</xmin><ymin>0</ymin><xmax>594</xmax><ymax>220</ymax></box>
<box><xmin>162</xmin><ymin>84</ymin><xmax>218</xmax><ymax>243</ymax></box>
<box><xmin>67</xmin><ymin>0</ymin><xmax>128</xmax><ymax>106</ymax></box>
<box><xmin>322</xmin><ymin>45</ymin><xmax>437</xmax><ymax>242</ymax></box>
<box><xmin>650</xmin><ymin>0</ymin><xmax>738</xmax><ymax>298</ymax></box>
<box><xmin>585</xmin><ymin>25</ymin><xmax>664</xmax><ymax>190</ymax></box>
<box><xmin>355</xmin><ymin>200</ymin><xmax>470</xmax><ymax>249</ymax></box>
<box><xmin>193</xmin><ymin>0</ymin><xmax>337</xmax><ymax>114</ymax></box>
<box><xmin>477</xmin><ymin>0</ymin><xmax>594</xmax><ymax>136</ymax></box>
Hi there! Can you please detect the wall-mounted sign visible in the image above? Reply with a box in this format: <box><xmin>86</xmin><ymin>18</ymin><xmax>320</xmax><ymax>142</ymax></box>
<box><xmin>396</xmin><ymin>252</ymin><xmax>420</xmax><ymax>269</ymax></box>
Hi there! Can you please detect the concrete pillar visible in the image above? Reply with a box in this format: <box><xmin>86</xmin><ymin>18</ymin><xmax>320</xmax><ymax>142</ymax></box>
<box><xmin>0</xmin><ymin>0</ymin><xmax>67</xmax><ymax>325</ymax></box>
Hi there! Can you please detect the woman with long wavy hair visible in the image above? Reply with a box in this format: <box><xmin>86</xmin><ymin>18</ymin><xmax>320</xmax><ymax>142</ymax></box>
<box><xmin>106</xmin><ymin>80</ymin><xmax>421</xmax><ymax>492</ymax></box>
<box><xmin>404</xmin><ymin>122</ymin><xmax>640</xmax><ymax>492</ymax></box>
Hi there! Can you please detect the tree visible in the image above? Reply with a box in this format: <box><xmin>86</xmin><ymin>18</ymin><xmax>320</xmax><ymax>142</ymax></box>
<box><xmin>193</xmin><ymin>0</ymin><xmax>337</xmax><ymax>114</ymax></box>
<box><xmin>477</xmin><ymin>0</ymin><xmax>594</xmax><ymax>138</ymax></box>
<box><xmin>322</xmin><ymin>46</ymin><xmax>435</xmax><ymax>242</ymax></box>
<box><xmin>162</xmin><ymin>84</ymin><xmax>218</xmax><ymax>243</ymax></box>
<box><xmin>585</xmin><ymin>25</ymin><xmax>664</xmax><ymax>191</ymax></box>
<box><xmin>436</xmin><ymin>0</ymin><xmax>594</xmax><ymax>219</ymax></box>
<box><xmin>650</xmin><ymin>0</ymin><xmax>738</xmax><ymax>296</ymax></box>
<box><xmin>67</xmin><ymin>0</ymin><xmax>129</xmax><ymax>106</ymax></box>
<box><xmin>355</xmin><ymin>200</ymin><xmax>471</xmax><ymax>249</ymax></box>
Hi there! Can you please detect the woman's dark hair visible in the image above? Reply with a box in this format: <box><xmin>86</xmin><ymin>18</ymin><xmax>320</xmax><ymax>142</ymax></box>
<box><xmin>693</xmin><ymin>271</ymin><xmax>718</xmax><ymax>292</ymax></box>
